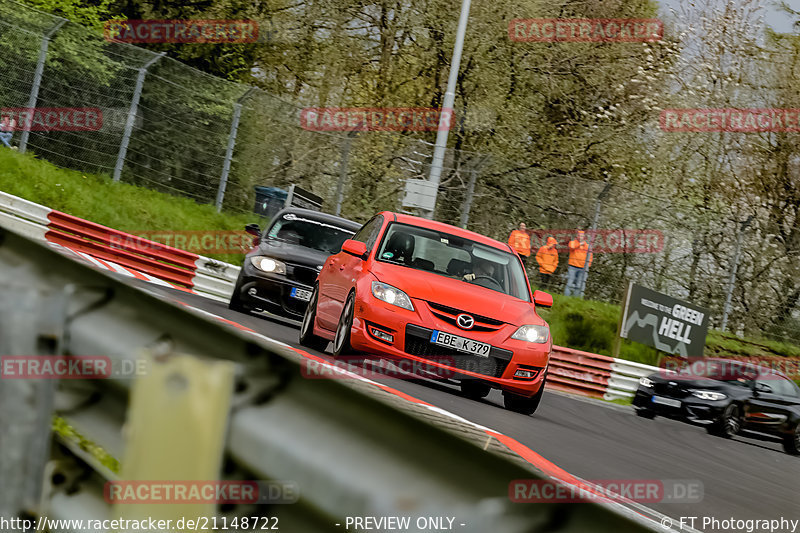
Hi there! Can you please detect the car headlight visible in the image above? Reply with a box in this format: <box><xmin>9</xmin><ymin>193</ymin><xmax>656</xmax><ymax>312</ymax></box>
<box><xmin>639</xmin><ymin>377</ymin><xmax>654</xmax><ymax>388</ymax></box>
<box><xmin>250</xmin><ymin>256</ymin><xmax>286</xmax><ymax>274</ymax></box>
<box><xmin>371</xmin><ymin>281</ymin><xmax>414</xmax><ymax>311</ymax></box>
<box><xmin>511</xmin><ymin>325</ymin><xmax>549</xmax><ymax>343</ymax></box>
<box><xmin>690</xmin><ymin>390</ymin><xmax>727</xmax><ymax>401</ymax></box>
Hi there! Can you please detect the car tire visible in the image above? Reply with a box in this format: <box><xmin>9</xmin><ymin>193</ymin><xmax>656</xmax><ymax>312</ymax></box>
<box><xmin>635</xmin><ymin>408</ymin><xmax>656</xmax><ymax>419</ymax></box>
<box><xmin>707</xmin><ymin>403</ymin><xmax>742</xmax><ymax>438</ymax></box>
<box><xmin>332</xmin><ymin>291</ymin><xmax>358</xmax><ymax>360</ymax></box>
<box><xmin>461</xmin><ymin>380</ymin><xmax>491</xmax><ymax>400</ymax></box>
<box><xmin>782</xmin><ymin>423</ymin><xmax>800</xmax><ymax>455</ymax></box>
<box><xmin>503</xmin><ymin>385</ymin><xmax>544</xmax><ymax>416</ymax></box>
<box><xmin>299</xmin><ymin>286</ymin><xmax>327</xmax><ymax>351</ymax></box>
<box><xmin>228</xmin><ymin>284</ymin><xmax>248</xmax><ymax>314</ymax></box>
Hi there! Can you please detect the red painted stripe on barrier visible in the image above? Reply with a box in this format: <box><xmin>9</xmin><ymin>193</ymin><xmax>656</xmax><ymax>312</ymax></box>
<box><xmin>47</xmin><ymin>210</ymin><xmax>199</xmax><ymax>269</ymax></box>
<box><xmin>46</xmin><ymin>229</ymin><xmax>195</xmax><ymax>288</ymax></box>
<box><xmin>548</xmin><ymin>359</ymin><xmax>612</xmax><ymax>379</ymax></box>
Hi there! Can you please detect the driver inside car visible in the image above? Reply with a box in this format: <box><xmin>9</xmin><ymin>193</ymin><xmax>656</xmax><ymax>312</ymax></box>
<box><xmin>463</xmin><ymin>257</ymin><xmax>496</xmax><ymax>282</ymax></box>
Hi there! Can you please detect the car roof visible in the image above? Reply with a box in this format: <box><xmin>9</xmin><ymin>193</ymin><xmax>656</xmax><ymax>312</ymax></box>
<box><xmin>380</xmin><ymin>211</ymin><xmax>513</xmax><ymax>253</ymax></box>
<box><xmin>272</xmin><ymin>207</ymin><xmax>362</xmax><ymax>232</ymax></box>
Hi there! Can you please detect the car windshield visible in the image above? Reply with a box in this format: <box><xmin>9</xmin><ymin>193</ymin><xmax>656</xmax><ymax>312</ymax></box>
<box><xmin>375</xmin><ymin>222</ymin><xmax>530</xmax><ymax>302</ymax></box>
<box><xmin>266</xmin><ymin>213</ymin><xmax>355</xmax><ymax>254</ymax></box>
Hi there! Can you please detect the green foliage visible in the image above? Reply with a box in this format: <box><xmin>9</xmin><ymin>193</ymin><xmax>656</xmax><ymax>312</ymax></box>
<box><xmin>52</xmin><ymin>415</ymin><xmax>120</xmax><ymax>474</ymax></box>
<box><xmin>0</xmin><ymin>148</ymin><xmax>252</xmax><ymax>262</ymax></box>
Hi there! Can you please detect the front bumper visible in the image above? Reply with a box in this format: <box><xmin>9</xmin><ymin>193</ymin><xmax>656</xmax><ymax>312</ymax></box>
<box><xmin>236</xmin><ymin>261</ymin><xmax>317</xmax><ymax>319</ymax></box>
<box><xmin>347</xmin><ymin>294</ymin><xmax>550</xmax><ymax>397</ymax></box>
<box><xmin>633</xmin><ymin>388</ymin><xmax>727</xmax><ymax>423</ymax></box>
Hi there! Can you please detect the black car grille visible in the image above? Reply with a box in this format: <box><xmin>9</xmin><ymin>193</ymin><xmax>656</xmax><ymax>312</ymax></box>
<box><xmin>287</xmin><ymin>264</ymin><xmax>318</xmax><ymax>286</ymax></box>
<box><xmin>426</xmin><ymin>301</ymin><xmax>505</xmax><ymax>332</ymax></box>
<box><xmin>404</xmin><ymin>324</ymin><xmax>511</xmax><ymax>378</ymax></box>
<box><xmin>654</xmin><ymin>381</ymin><xmax>690</xmax><ymax>399</ymax></box>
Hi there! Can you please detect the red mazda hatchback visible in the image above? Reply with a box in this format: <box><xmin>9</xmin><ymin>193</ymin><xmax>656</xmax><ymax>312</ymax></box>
<box><xmin>299</xmin><ymin>212</ymin><xmax>553</xmax><ymax>414</ymax></box>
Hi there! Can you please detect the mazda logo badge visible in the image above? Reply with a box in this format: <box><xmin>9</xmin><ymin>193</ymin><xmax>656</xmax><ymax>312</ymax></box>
<box><xmin>456</xmin><ymin>314</ymin><xmax>475</xmax><ymax>329</ymax></box>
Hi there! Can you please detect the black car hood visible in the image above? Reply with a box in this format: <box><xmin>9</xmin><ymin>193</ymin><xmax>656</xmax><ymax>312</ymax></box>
<box><xmin>651</xmin><ymin>374</ymin><xmax>731</xmax><ymax>390</ymax></box>
<box><xmin>254</xmin><ymin>239</ymin><xmax>330</xmax><ymax>268</ymax></box>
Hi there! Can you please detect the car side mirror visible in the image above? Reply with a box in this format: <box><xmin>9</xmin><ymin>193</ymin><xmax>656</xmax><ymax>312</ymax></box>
<box><xmin>341</xmin><ymin>239</ymin><xmax>367</xmax><ymax>259</ymax></box>
<box><xmin>755</xmin><ymin>383</ymin><xmax>773</xmax><ymax>394</ymax></box>
<box><xmin>533</xmin><ymin>290</ymin><xmax>553</xmax><ymax>308</ymax></box>
<box><xmin>245</xmin><ymin>223</ymin><xmax>261</xmax><ymax>237</ymax></box>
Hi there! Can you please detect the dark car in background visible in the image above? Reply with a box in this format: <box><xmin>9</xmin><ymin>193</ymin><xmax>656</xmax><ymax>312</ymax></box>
<box><xmin>229</xmin><ymin>208</ymin><xmax>362</xmax><ymax>321</ymax></box>
<box><xmin>633</xmin><ymin>357</ymin><xmax>800</xmax><ymax>454</ymax></box>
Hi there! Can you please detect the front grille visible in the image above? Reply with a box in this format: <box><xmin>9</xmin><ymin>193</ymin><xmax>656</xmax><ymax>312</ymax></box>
<box><xmin>404</xmin><ymin>324</ymin><xmax>511</xmax><ymax>378</ymax></box>
<box><xmin>287</xmin><ymin>264</ymin><xmax>318</xmax><ymax>286</ymax></box>
<box><xmin>426</xmin><ymin>301</ymin><xmax>505</xmax><ymax>332</ymax></box>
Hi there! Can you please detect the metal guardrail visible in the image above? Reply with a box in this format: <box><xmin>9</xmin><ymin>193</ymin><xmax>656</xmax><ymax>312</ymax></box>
<box><xmin>0</xmin><ymin>190</ymin><xmax>238</xmax><ymax>302</ymax></box>
<box><xmin>0</xmin><ymin>223</ymin><xmax>660</xmax><ymax>532</ymax></box>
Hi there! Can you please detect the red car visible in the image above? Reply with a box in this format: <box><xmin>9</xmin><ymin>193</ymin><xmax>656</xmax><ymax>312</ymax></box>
<box><xmin>299</xmin><ymin>212</ymin><xmax>553</xmax><ymax>414</ymax></box>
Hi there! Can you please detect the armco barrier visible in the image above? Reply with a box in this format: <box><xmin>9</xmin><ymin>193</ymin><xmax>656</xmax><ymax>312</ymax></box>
<box><xmin>0</xmin><ymin>190</ymin><xmax>662</xmax><ymax>399</ymax></box>
<box><xmin>0</xmin><ymin>191</ymin><xmax>239</xmax><ymax>302</ymax></box>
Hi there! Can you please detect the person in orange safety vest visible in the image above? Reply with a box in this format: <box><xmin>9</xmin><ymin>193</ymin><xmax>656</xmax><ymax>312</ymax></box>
<box><xmin>535</xmin><ymin>236</ymin><xmax>559</xmax><ymax>288</ymax></box>
<box><xmin>565</xmin><ymin>230</ymin><xmax>593</xmax><ymax>297</ymax></box>
<box><xmin>508</xmin><ymin>222</ymin><xmax>531</xmax><ymax>267</ymax></box>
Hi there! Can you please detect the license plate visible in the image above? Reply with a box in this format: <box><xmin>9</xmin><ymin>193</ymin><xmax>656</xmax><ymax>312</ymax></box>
<box><xmin>652</xmin><ymin>396</ymin><xmax>681</xmax><ymax>408</ymax></box>
<box><xmin>290</xmin><ymin>287</ymin><xmax>312</xmax><ymax>301</ymax></box>
<box><xmin>430</xmin><ymin>330</ymin><xmax>491</xmax><ymax>358</ymax></box>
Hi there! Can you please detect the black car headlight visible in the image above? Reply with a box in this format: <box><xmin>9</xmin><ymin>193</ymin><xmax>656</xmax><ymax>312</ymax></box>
<box><xmin>250</xmin><ymin>256</ymin><xmax>287</xmax><ymax>274</ymax></box>
<box><xmin>639</xmin><ymin>377</ymin><xmax>654</xmax><ymax>388</ymax></box>
<box><xmin>690</xmin><ymin>390</ymin><xmax>727</xmax><ymax>401</ymax></box>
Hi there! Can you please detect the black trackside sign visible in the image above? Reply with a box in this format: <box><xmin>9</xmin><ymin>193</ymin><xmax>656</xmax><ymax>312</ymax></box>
<box><xmin>620</xmin><ymin>283</ymin><xmax>710</xmax><ymax>357</ymax></box>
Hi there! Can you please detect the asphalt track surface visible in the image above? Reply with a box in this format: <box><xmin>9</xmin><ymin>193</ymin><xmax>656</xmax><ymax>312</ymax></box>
<box><xmin>152</xmin><ymin>284</ymin><xmax>800</xmax><ymax>529</ymax></box>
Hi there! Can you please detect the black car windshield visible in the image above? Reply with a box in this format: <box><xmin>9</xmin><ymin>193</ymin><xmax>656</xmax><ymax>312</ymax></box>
<box><xmin>375</xmin><ymin>222</ymin><xmax>530</xmax><ymax>302</ymax></box>
<box><xmin>266</xmin><ymin>213</ymin><xmax>355</xmax><ymax>254</ymax></box>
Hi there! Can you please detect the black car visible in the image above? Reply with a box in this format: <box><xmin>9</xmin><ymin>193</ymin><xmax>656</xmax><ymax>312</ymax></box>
<box><xmin>229</xmin><ymin>208</ymin><xmax>362</xmax><ymax>321</ymax></box>
<box><xmin>633</xmin><ymin>357</ymin><xmax>800</xmax><ymax>454</ymax></box>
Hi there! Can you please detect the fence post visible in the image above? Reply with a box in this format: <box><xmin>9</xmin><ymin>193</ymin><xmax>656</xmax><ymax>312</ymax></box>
<box><xmin>459</xmin><ymin>168</ymin><xmax>480</xmax><ymax>229</ymax></box>
<box><xmin>720</xmin><ymin>215</ymin><xmax>754</xmax><ymax>332</ymax></box>
<box><xmin>334</xmin><ymin>132</ymin><xmax>355</xmax><ymax>216</ymax></box>
<box><xmin>215</xmin><ymin>88</ymin><xmax>256</xmax><ymax>212</ymax></box>
<box><xmin>18</xmin><ymin>18</ymin><xmax>66</xmax><ymax>154</ymax></box>
<box><xmin>113</xmin><ymin>52</ymin><xmax>165</xmax><ymax>183</ymax></box>
<box><xmin>579</xmin><ymin>181</ymin><xmax>613</xmax><ymax>298</ymax></box>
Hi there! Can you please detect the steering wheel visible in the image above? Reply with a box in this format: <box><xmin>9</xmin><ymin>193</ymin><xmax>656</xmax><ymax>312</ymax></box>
<box><xmin>471</xmin><ymin>275</ymin><xmax>503</xmax><ymax>291</ymax></box>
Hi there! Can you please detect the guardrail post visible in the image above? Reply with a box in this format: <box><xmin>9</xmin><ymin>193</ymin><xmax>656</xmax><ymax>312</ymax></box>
<box><xmin>18</xmin><ymin>19</ymin><xmax>67</xmax><ymax>154</ymax></box>
<box><xmin>0</xmin><ymin>285</ymin><xmax>65</xmax><ymax>517</ymax></box>
<box><xmin>215</xmin><ymin>88</ymin><xmax>256</xmax><ymax>212</ymax></box>
<box><xmin>113</xmin><ymin>52</ymin><xmax>165</xmax><ymax>182</ymax></box>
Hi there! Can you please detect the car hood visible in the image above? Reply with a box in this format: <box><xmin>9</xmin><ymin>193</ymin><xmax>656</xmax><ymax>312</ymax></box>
<box><xmin>254</xmin><ymin>239</ymin><xmax>330</xmax><ymax>268</ymax></box>
<box><xmin>370</xmin><ymin>262</ymin><xmax>543</xmax><ymax>326</ymax></box>
<box><xmin>650</xmin><ymin>373</ymin><xmax>729</xmax><ymax>389</ymax></box>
